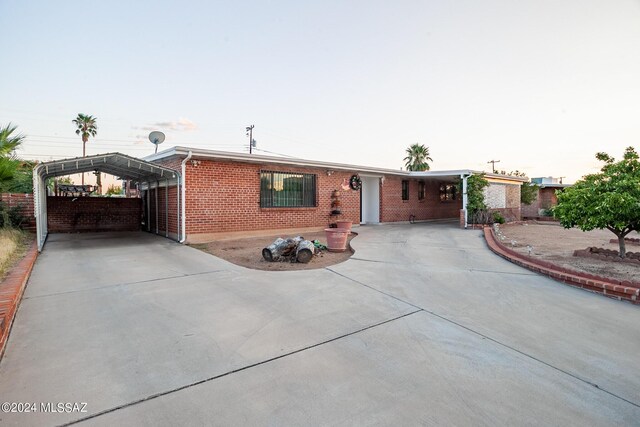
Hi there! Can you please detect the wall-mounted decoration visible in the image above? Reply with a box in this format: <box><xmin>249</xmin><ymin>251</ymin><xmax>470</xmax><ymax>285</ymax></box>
<box><xmin>349</xmin><ymin>174</ymin><xmax>362</xmax><ymax>191</ymax></box>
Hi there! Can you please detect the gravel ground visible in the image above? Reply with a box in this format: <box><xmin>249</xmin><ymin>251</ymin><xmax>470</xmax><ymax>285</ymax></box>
<box><xmin>498</xmin><ymin>222</ymin><xmax>640</xmax><ymax>283</ymax></box>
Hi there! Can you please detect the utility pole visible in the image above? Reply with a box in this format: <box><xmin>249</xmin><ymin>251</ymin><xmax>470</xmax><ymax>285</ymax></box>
<box><xmin>487</xmin><ymin>159</ymin><xmax>501</xmax><ymax>173</ymax></box>
<box><xmin>246</xmin><ymin>125</ymin><xmax>254</xmax><ymax>154</ymax></box>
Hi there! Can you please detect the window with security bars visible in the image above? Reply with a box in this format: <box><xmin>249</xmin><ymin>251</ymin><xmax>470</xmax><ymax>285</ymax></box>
<box><xmin>402</xmin><ymin>180</ymin><xmax>409</xmax><ymax>200</ymax></box>
<box><xmin>439</xmin><ymin>183</ymin><xmax>457</xmax><ymax>201</ymax></box>
<box><xmin>260</xmin><ymin>171</ymin><xmax>317</xmax><ymax>207</ymax></box>
<box><xmin>418</xmin><ymin>181</ymin><xmax>425</xmax><ymax>200</ymax></box>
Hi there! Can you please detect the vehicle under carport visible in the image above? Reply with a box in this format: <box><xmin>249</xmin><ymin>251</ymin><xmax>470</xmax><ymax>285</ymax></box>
<box><xmin>32</xmin><ymin>153</ymin><xmax>182</xmax><ymax>251</ymax></box>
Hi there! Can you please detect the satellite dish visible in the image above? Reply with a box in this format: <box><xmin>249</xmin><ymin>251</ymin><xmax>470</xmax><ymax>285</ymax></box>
<box><xmin>148</xmin><ymin>131</ymin><xmax>166</xmax><ymax>153</ymax></box>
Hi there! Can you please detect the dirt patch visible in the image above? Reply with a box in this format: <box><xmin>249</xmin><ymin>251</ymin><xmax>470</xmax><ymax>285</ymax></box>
<box><xmin>498</xmin><ymin>222</ymin><xmax>640</xmax><ymax>283</ymax></box>
<box><xmin>190</xmin><ymin>231</ymin><xmax>355</xmax><ymax>271</ymax></box>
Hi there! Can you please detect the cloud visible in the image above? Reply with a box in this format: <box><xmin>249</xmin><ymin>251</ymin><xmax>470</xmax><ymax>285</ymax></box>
<box><xmin>135</xmin><ymin>117</ymin><xmax>198</xmax><ymax>132</ymax></box>
<box><xmin>176</xmin><ymin>117</ymin><xmax>198</xmax><ymax>131</ymax></box>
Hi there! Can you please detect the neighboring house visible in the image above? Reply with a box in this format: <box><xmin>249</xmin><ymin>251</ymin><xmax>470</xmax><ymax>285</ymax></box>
<box><xmin>145</xmin><ymin>147</ymin><xmax>525</xmax><ymax>243</ymax></box>
<box><xmin>521</xmin><ymin>177</ymin><xmax>571</xmax><ymax>218</ymax></box>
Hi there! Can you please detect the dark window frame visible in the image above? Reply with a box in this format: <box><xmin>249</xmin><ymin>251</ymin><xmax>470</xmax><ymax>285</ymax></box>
<box><xmin>439</xmin><ymin>183</ymin><xmax>457</xmax><ymax>201</ymax></box>
<box><xmin>260</xmin><ymin>170</ymin><xmax>317</xmax><ymax>208</ymax></box>
<box><xmin>402</xmin><ymin>180</ymin><xmax>409</xmax><ymax>201</ymax></box>
<box><xmin>418</xmin><ymin>181</ymin><xmax>425</xmax><ymax>200</ymax></box>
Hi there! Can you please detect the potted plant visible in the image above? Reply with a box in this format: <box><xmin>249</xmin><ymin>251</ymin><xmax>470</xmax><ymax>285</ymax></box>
<box><xmin>324</xmin><ymin>228</ymin><xmax>349</xmax><ymax>252</ymax></box>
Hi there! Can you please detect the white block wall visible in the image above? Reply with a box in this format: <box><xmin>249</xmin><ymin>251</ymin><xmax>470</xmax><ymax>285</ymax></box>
<box><xmin>484</xmin><ymin>183</ymin><xmax>506</xmax><ymax>209</ymax></box>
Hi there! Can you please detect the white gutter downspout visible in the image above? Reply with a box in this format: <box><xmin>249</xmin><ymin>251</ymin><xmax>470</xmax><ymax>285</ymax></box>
<box><xmin>180</xmin><ymin>151</ymin><xmax>192</xmax><ymax>243</ymax></box>
<box><xmin>461</xmin><ymin>173</ymin><xmax>470</xmax><ymax>229</ymax></box>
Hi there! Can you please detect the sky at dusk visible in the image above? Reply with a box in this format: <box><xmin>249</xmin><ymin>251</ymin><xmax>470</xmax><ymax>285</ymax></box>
<box><xmin>2</xmin><ymin>0</ymin><xmax>640</xmax><ymax>183</ymax></box>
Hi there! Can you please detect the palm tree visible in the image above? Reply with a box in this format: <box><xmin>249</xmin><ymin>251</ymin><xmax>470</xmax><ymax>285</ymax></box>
<box><xmin>0</xmin><ymin>123</ymin><xmax>24</xmax><ymax>183</ymax></box>
<box><xmin>72</xmin><ymin>113</ymin><xmax>97</xmax><ymax>185</ymax></box>
<box><xmin>0</xmin><ymin>124</ymin><xmax>25</xmax><ymax>225</ymax></box>
<box><xmin>0</xmin><ymin>123</ymin><xmax>24</xmax><ymax>158</ymax></box>
<box><xmin>404</xmin><ymin>143</ymin><xmax>433</xmax><ymax>171</ymax></box>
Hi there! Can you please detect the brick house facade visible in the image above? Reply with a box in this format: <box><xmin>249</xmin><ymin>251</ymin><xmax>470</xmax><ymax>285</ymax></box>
<box><xmin>145</xmin><ymin>147</ymin><xmax>526</xmax><ymax>243</ymax></box>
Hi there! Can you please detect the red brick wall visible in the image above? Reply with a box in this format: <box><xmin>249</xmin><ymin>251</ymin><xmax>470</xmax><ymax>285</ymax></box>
<box><xmin>0</xmin><ymin>193</ymin><xmax>35</xmax><ymax>231</ymax></box>
<box><xmin>47</xmin><ymin>197</ymin><xmax>142</xmax><ymax>232</ymax></box>
<box><xmin>521</xmin><ymin>187</ymin><xmax>560</xmax><ymax>218</ymax></box>
<box><xmin>539</xmin><ymin>187</ymin><xmax>558</xmax><ymax>210</ymax></box>
<box><xmin>521</xmin><ymin>191</ymin><xmax>540</xmax><ymax>218</ymax></box>
<box><xmin>180</xmin><ymin>159</ymin><xmax>360</xmax><ymax>235</ymax></box>
<box><xmin>380</xmin><ymin>177</ymin><xmax>461</xmax><ymax>222</ymax></box>
<box><xmin>150</xmin><ymin>156</ymin><xmax>471</xmax><ymax>238</ymax></box>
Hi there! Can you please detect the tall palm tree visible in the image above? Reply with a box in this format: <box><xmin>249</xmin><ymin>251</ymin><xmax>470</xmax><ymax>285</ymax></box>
<box><xmin>404</xmin><ymin>143</ymin><xmax>433</xmax><ymax>171</ymax></box>
<box><xmin>72</xmin><ymin>113</ymin><xmax>97</xmax><ymax>185</ymax></box>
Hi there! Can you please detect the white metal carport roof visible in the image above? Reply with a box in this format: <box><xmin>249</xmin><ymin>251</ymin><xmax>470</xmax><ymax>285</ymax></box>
<box><xmin>33</xmin><ymin>153</ymin><xmax>182</xmax><ymax>251</ymax></box>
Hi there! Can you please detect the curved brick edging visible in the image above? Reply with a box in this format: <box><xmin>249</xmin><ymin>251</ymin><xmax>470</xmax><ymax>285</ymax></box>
<box><xmin>0</xmin><ymin>240</ymin><xmax>38</xmax><ymax>359</ymax></box>
<box><xmin>483</xmin><ymin>227</ymin><xmax>640</xmax><ymax>304</ymax></box>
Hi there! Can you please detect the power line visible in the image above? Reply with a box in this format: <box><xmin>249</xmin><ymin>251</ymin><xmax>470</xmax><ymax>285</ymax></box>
<box><xmin>252</xmin><ymin>148</ymin><xmax>296</xmax><ymax>158</ymax></box>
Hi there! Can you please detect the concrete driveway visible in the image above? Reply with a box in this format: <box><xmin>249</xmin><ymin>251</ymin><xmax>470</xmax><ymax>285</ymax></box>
<box><xmin>0</xmin><ymin>224</ymin><xmax>638</xmax><ymax>426</ymax></box>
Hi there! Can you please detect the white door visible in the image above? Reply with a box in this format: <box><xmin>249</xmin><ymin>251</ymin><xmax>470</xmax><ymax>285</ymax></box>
<box><xmin>361</xmin><ymin>176</ymin><xmax>380</xmax><ymax>224</ymax></box>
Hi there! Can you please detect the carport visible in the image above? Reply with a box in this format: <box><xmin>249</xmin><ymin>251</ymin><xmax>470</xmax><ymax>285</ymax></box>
<box><xmin>32</xmin><ymin>153</ymin><xmax>182</xmax><ymax>251</ymax></box>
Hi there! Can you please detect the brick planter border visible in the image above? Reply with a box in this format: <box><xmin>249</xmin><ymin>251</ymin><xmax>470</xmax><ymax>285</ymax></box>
<box><xmin>483</xmin><ymin>226</ymin><xmax>640</xmax><ymax>304</ymax></box>
<box><xmin>0</xmin><ymin>240</ymin><xmax>38</xmax><ymax>360</ymax></box>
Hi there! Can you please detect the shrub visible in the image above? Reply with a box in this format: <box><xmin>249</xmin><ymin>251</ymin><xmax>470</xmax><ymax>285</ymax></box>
<box><xmin>492</xmin><ymin>211</ymin><xmax>506</xmax><ymax>224</ymax></box>
<box><xmin>0</xmin><ymin>202</ymin><xmax>28</xmax><ymax>228</ymax></box>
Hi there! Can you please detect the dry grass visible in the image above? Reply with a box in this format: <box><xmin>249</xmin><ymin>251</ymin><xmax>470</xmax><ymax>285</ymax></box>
<box><xmin>0</xmin><ymin>228</ymin><xmax>30</xmax><ymax>279</ymax></box>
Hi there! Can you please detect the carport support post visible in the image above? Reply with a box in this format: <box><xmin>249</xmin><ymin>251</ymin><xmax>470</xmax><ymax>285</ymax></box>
<box><xmin>146</xmin><ymin>183</ymin><xmax>151</xmax><ymax>232</ymax></box>
<box><xmin>462</xmin><ymin>173</ymin><xmax>469</xmax><ymax>229</ymax></box>
<box><xmin>164</xmin><ymin>178</ymin><xmax>168</xmax><ymax>238</ymax></box>
<box><xmin>177</xmin><ymin>177</ymin><xmax>181</xmax><ymax>241</ymax></box>
<box><xmin>155</xmin><ymin>180</ymin><xmax>159</xmax><ymax>235</ymax></box>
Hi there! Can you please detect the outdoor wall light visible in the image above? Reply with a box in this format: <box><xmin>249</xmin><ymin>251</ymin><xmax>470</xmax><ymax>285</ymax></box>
<box><xmin>326</xmin><ymin>170</ymin><xmax>334</xmax><ymax>176</ymax></box>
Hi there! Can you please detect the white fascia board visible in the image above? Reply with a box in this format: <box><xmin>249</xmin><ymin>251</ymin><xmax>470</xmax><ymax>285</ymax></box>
<box><xmin>408</xmin><ymin>169</ymin><xmax>475</xmax><ymax>178</ymax></box>
<box><xmin>149</xmin><ymin>146</ymin><xmax>410</xmax><ymax>176</ymax></box>
<box><xmin>145</xmin><ymin>146</ymin><xmax>529</xmax><ymax>183</ymax></box>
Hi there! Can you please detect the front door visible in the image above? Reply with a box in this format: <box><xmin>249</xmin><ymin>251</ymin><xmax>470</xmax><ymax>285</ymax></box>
<box><xmin>360</xmin><ymin>176</ymin><xmax>380</xmax><ymax>224</ymax></box>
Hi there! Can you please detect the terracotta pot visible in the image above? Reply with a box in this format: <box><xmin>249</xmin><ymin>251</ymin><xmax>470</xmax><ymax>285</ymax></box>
<box><xmin>324</xmin><ymin>228</ymin><xmax>349</xmax><ymax>252</ymax></box>
<box><xmin>336</xmin><ymin>220</ymin><xmax>352</xmax><ymax>232</ymax></box>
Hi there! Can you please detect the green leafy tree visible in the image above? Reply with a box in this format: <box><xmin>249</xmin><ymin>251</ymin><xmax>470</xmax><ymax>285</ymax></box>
<box><xmin>520</xmin><ymin>181</ymin><xmax>539</xmax><ymax>205</ymax></box>
<box><xmin>72</xmin><ymin>113</ymin><xmax>97</xmax><ymax>185</ymax></box>
<box><xmin>465</xmin><ymin>174</ymin><xmax>489</xmax><ymax>215</ymax></box>
<box><xmin>403</xmin><ymin>143</ymin><xmax>433</xmax><ymax>171</ymax></box>
<box><xmin>554</xmin><ymin>146</ymin><xmax>640</xmax><ymax>258</ymax></box>
<box><xmin>105</xmin><ymin>184</ymin><xmax>122</xmax><ymax>196</ymax></box>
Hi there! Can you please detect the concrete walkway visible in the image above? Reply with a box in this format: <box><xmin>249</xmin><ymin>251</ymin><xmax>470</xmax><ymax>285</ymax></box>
<box><xmin>0</xmin><ymin>226</ymin><xmax>638</xmax><ymax>426</ymax></box>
